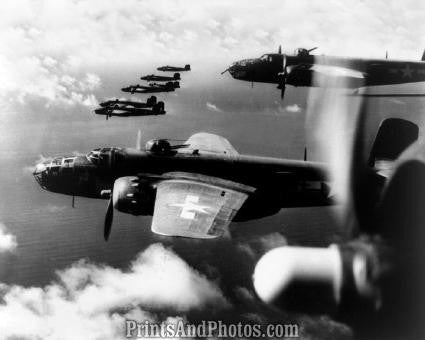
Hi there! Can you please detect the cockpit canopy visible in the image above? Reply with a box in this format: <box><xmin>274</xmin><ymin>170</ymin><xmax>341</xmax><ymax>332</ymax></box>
<box><xmin>87</xmin><ymin>147</ymin><xmax>122</xmax><ymax>165</ymax></box>
<box><xmin>232</xmin><ymin>58</ymin><xmax>255</xmax><ymax>67</ymax></box>
<box><xmin>40</xmin><ymin>156</ymin><xmax>76</xmax><ymax>169</ymax></box>
<box><xmin>259</xmin><ymin>54</ymin><xmax>280</xmax><ymax>63</ymax></box>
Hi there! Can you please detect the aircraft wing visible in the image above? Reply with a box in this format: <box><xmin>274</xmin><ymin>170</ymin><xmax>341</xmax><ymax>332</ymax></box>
<box><xmin>308</xmin><ymin>64</ymin><xmax>365</xmax><ymax>79</ymax></box>
<box><xmin>150</xmin><ymin>173</ymin><xmax>255</xmax><ymax>238</ymax></box>
<box><xmin>288</xmin><ymin>64</ymin><xmax>366</xmax><ymax>84</ymax></box>
<box><xmin>183</xmin><ymin>132</ymin><xmax>239</xmax><ymax>156</ymax></box>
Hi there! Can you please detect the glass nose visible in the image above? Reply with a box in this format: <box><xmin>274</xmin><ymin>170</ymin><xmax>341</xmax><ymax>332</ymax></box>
<box><xmin>33</xmin><ymin>163</ymin><xmax>48</xmax><ymax>188</ymax></box>
<box><xmin>33</xmin><ymin>163</ymin><xmax>46</xmax><ymax>175</ymax></box>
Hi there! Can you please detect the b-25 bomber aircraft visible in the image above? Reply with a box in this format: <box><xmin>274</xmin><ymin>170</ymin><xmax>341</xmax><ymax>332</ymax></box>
<box><xmin>95</xmin><ymin>96</ymin><xmax>164</xmax><ymax>120</ymax></box>
<box><xmin>94</xmin><ymin>102</ymin><xmax>165</xmax><ymax>120</ymax></box>
<box><xmin>223</xmin><ymin>46</ymin><xmax>425</xmax><ymax>99</ymax></box>
<box><xmin>140</xmin><ymin>73</ymin><xmax>181</xmax><ymax>82</ymax></box>
<box><xmin>33</xmin><ymin>133</ymin><xmax>331</xmax><ymax>241</ymax></box>
<box><xmin>157</xmin><ymin>64</ymin><xmax>190</xmax><ymax>72</ymax></box>
<box><xmin>121</xmin><ymin>82</ymin><xmax>180</xmax><ymax>94</ymax></box>
<box><xmin>33</xmin><ymin>121</ymin><xmax>405</xmax><ymax>242</ymax></box>
<box><xmin>99</xmin><ymin>96</ymin><xmax>158</xmax><ymax>109</ymax></box>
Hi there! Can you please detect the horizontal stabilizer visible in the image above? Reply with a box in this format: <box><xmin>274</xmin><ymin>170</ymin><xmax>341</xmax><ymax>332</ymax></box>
<box><xmin>369</xmin><ymin>118</ymin><xmax>419</xmax><ymax>170</ymax></box>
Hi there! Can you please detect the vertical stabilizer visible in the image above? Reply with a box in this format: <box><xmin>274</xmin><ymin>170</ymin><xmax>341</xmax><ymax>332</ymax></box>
<box><xmin>368</xmin><ymin>118</ymin><xmax>419</xmax><ymax>168</ymax></box>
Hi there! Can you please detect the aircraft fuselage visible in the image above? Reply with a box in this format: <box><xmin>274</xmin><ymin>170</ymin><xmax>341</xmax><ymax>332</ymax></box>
<box><xmin>33</xmin><ymin>148</ymin><xmax>330</xmax><ymax>220</ymax></box>
<box><xmin>227</xmin><ymin>53</ymin><xmax>425</xmax><ymax>88</ymax></box>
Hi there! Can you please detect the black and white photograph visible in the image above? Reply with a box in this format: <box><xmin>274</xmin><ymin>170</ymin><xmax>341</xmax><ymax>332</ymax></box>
<box><xmin>0</xmin><ymin>1</ymin><xmax>425</xmax><ymax>339</ymax></box>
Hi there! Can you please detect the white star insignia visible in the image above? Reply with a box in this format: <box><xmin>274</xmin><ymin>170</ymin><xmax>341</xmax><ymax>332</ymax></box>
<box><xmin>401</xmin><ymin>64</ymin><xmax>413</xmax><ymax>78</ymax></box>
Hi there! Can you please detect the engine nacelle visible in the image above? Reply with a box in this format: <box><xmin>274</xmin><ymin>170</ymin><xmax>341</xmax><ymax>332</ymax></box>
<box><xmin>112</xmin><ymin>176</ymin><xmax>154</xmax><ymax>215</ymax></box>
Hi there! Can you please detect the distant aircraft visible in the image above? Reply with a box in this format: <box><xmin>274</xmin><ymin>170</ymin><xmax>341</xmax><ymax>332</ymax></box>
<box><xmin>33</xmin><ymin>132</ymin><xmax>331</xmax><ymax>241</ymax></box>
<box><xmin>121</xmin><ymin>82</ymin><xmax>179</xmax><ymax>94</ymax></box>
<box><xmin>140</xmin><ymin>73</ymin><xmax>181</xmax><ymax>82</ymax></box>
<box><xmin>157</xmin><ymin>64</ymin><xmax>190</xmax><ymax>72</ymax></box>
<box><xmin>99</xmin><ymin>96</ymin><xmax>157</xmax><ymax>108</ymax></box>
<box><xmin>223</xmin><ymin>46</ymin><xmax>425</xmax><ymax>98</ymax></box>
<box><xmin>94</xmin><ymin>101</ymin><xmax>165</xmax><ymax>120</ymax></box>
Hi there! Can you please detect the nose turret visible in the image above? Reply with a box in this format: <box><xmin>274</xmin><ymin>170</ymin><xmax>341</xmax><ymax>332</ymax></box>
<box><xmin>33</xmin><ymin>160</ymin><xmax>51</xmax><ymax>189</ymax></box>
<box><xmin>225</xmin><ymin>59</ymin><xmax>256</xmax><ymax>80</ymax></box>
<box><xmin>33</xmin><ymin>156</ymin><xmax>79</xmax><ymax>192</ymax></box>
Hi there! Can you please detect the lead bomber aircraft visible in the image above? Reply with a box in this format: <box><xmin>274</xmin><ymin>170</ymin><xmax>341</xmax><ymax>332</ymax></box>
<box><xmin>33</xmin><ymin>123</ymin><xmax>412</xmax><ymax>241</ymax></box>
<box><xmin>33</xmin><ymin>133</ymin><xmax>330</xmax><ymax>241</ymax></box>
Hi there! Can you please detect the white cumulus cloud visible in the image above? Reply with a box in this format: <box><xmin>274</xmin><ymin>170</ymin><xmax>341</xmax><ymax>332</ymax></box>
<box><xmin>284</xmin><ymin>104</ymin><xmax>302</xmax><ymax>113</ymax></box>
<box><xmin>0</xmin><ymin>223</ymin><xmax>17</xmax><ymax>253</ymax></box>
<box><xmin>0</xmin><ymin>243</ymin><xmax>229</xmax><ymax>340</ymax></box>
<box><xmin>206</xmin><ymin>102</ymin><xmax>223</xmax><ymax>112</ymax></box>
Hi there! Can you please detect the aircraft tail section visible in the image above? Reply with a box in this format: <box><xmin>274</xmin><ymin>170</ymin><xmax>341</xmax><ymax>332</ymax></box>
<box><xmin>368</xmin><ymin>118</ymin><xmax>419</xmax><ymax>171</ymax></box>
<box><xmin>146</xmin><ymin>95</ymin><xmax>157</xmax><ymax>106</ymax></box>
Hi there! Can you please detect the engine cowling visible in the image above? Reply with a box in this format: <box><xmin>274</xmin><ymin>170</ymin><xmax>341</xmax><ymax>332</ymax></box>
<box><xmin>112</xmin><ymin>176</ymin><xmax>154</xmax><ymax>215</ymax></box>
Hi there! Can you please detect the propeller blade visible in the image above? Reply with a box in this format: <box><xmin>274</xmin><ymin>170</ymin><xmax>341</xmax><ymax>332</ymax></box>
<box><xmin>136</xmin><ymin>130</ymin><xmax>142</xmax><ymax>150</ymax></box>
<box><xmin>308</xmin><ymin>47</ymin><xmax>318</xmax><ymax>53</ymax></box>
<box><xmin>305</xmin><ymin>59</ymin><xmax>363</xmax><ymax>228</ymax></box>
<box><xmin>280</xmin><ymin>85</ymin><xmax>285</xmax><ymax>99</ymax></box>
<box><xmin>278</xmin><ymin>45</ymin><xmax>282</xmax><ymax>54</ymax></box>
<box><xmin>221</xmin><ymin>68</ymin><xmax>229</xmax><ymax>75</ymax></box>
<box><xmin>104</xmin><ymin>197</ymin><xmax>113</xmax><ymax>241</ymax></box>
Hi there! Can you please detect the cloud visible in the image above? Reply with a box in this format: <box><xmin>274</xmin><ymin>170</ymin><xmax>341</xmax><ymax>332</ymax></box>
<box><xmin>206</xmin><ymin>102</ymin><xmax>223</xmax><ymax>112</ymax></box>
<box><xmin>284</xmin><ymin>104</ymin><xmax>302</xmax><ymax>113</ymax></box>
<box><xmin>0</xmin><ymin>243</ymin><xmax>229</xmax><ymax>340</ymax></box>
<box><xmin>0</xmin><ymin>223</ymin><xmax>17</xmax><ymax>253</ymax></box>
<box><xmin>0</xmin><ymin>52</ymin><xmax>101</xmax><ymax>111</ymax></box>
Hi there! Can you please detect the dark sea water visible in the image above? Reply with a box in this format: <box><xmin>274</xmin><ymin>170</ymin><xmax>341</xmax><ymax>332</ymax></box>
<box><xmin>1</xmin><ymin>66</ymin><xmax>423</xmax><ymax>339</ymax></box>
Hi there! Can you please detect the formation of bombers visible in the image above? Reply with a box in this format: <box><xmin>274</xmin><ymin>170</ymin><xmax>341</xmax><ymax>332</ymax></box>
<box><xmin>34</xmin><ymin>46</ymin><xmax>425</xmax><ymax>339</ymax></box>
<box><xmin>94</xmin><ymin>64</ymin><xmax>190</xmax><ymax>119</ymax></box>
